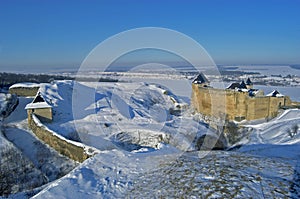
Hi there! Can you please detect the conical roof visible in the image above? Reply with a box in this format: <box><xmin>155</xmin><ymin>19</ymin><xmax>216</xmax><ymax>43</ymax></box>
<box><xmin>192</xmin><ymin>73</ymin><xmax>209</xmax><ymax>84</ymax></box>
<box><xmin>267</xmin><ymin>90</ymin><xmax>284</xmax><ymax>97</ymax></box>
<box><xmin>32</xmin><ymin>92</ymin><xmax>45</xmax><ymax>103</ymax></box>
<box><xmin>238</xmin><ymin>80</ymin><xmax>247</xmax><ymax>89</ymax></box>
<box><xmin>246</xmin><ymin>78</ymin><xmax>253</xmax><ymax>85</ymax></box>
<box><xmin>25</xmin><ymin>92</ymin><xmax>52</xmax><ymax>109</ymax></box>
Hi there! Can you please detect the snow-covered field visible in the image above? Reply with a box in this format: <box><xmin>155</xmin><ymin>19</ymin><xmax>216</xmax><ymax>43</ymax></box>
<box><xmin>1</xmin><ymin>64</ymin><xmax>300</xmax><ymax>198</ymax></box>
<box><xmin>32</xmin><ymin>75</ymin><xmax>300</xmax><ymax>198</ymax></box>
<box><xmin>42</xmin><ymin>80</ymin><xmax>209</xmax><ymax>152</ymax></box>
<box><xmin>225</xmin><ymin>65</ymin><xmax>300</xmax><ymax>77</ymax></box>
<box><xmin>32</xmin><ymin>108</ymin><xmax>300</xmax><ymax>198</ymax></box>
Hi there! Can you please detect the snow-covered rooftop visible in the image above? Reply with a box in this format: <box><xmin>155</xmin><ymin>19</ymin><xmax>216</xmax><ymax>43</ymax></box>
<box><xmin>9</xmin><ymin>82</ymin><xmax>40</xmax><ymax>89</ymax></box>
<box><xmin>25</xmin><ymin>90</ymin><xmax>52</xmax><ymax>109</ymax></box>
<box><xmin>227</xmin><ymin>83</ymin><xmax>240</xmax><ymax>89</ymax></box>
<box><xmin>267</xmin><ymin>90</ymin><xmax>285</xmax><ymax>97</ymax></box>
<box><xmin>193</xmin><ymin>73</ymin><xmax>209</xmax><ymax>84</ymax></box>
<box><xmin>25</xmin><ymin>101</ymin><xmax>52</xmax><ymax>109</ymax></box>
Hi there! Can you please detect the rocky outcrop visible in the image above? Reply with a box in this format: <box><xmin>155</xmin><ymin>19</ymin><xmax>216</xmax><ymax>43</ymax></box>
<box><xmin>193</xmin><ymin>113</ymin><xmax>252</xmax><ymax>148</ymax></box>
<box><xmin>218</xmin><ymin>122</ymin><xmax>253</xmax><ymax>146</ymax></box>
<box><xmin>0</xmin><ymin>93</ymin><xmax>19</xmax><ymax>119</ymax></box>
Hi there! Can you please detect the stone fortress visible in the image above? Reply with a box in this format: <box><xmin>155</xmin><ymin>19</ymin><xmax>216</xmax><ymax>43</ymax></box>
<box><xmin>191</xmin><ymin>73</ymin><xmax>297</xmax><ymax>122</ymax></box>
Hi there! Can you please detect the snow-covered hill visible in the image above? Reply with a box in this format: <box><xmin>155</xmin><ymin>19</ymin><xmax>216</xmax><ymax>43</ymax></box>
<box><xmin>0</xmin><ymin>95</ymin><xmax>77</xmax><ymax>197</ymax></box>
<box><xmin>0</xmin><ymin>126</ymin><xmax>46</xmax><ymax>196</ymax></box>
<box><xmin>2</xmin><ymin>78</ymin><xmax>300</xmax><ymax>198</ymax></box>
<box><xmin>33</xmin><ymin>148</ymin><xmax>299</xmax><ymax>198</ymax></box>
<box><xmin>30</xmin><ymin>80</ymin><xmax>300</xmax><ymax>198</ymax></box>
<box><xmin>236</xmin><ymin>109</ymin><xmax>300</xmax><ymax>160</ymax></box>
<box><xmin>40</xmin><ymin>81</ymin><xmax>212</xmax><ymax>152</ymax></box>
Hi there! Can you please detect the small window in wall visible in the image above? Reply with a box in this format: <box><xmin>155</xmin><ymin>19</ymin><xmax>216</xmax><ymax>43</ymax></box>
<box><xmin>279</xmin><ymin>102</ymin><xmax>282</xmax><ymax>108</ymax></box>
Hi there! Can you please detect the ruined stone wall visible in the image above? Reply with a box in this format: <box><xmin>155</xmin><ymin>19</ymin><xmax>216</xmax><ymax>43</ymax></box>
<box><xmin>9</xmin><ymin>87</ymin><xmax>40</xmax><ymax>97</ymax></box>
<box><xmin>192</xmin><ymin>84</ymin><xmax>286</xmax><ymax>121</ymax></box>
<box><xmin>28</xmin><ymin>113</ymin><xmax>97</xmax><ymax>162</ymax></box>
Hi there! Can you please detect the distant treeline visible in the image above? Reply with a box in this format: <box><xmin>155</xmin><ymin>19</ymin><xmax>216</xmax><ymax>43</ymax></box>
<box><xmin>0</xmin><ymin>72</ymin><xmax>74</xmax><ymax>88</ymax></box>
<box><xmin>0</xmin><ymin>72</ymin><xmax>118</xmax><ymax>89</ymax></box>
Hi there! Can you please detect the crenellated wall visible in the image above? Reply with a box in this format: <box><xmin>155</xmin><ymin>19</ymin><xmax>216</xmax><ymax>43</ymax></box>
<box><xmin>191</xmin><ymin>83</ymin><xmax>291</xmax><ymax>121</ymax></box>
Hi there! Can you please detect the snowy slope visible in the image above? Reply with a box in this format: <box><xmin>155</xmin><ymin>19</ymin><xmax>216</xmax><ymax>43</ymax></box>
<box><xmin>41</xmin><ymin>81</ymin><xmax>207</xmax><ymax>152</ymax></box>
<box><xmin>0</xmin><ymin>129</ymin><xmax>47</xmax><ymax>196</ymax></box>
<box><xmin>33</xmin><ymin>149</ymin><xmax>299</xmax><ymax>198</ymax></box>
<box><xmin>32</xmin><ymin>80</ymin><xmax>300</xmax><ymax>198</ymax></box>
<box><xmin>1</xmin><ymin>96</ymin><xmax>78</xmax><ymax>197</ymax></box>
<box><xmin>3</xmin><ymin>78</ymin><xmax>299</xmax><ymax>198</ymax></box>
<box><xmin>236</xmin><ymin>109</ymin><xmax>300</xmax><ymax>161</ymax></box>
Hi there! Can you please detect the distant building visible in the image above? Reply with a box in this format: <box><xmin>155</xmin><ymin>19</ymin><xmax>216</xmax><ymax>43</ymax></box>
<box><xmin>25</xmin><ymin>92</ymin><xmax>52</xmax><ymax>123</ymax></box>
<box><xmin>191</xmin><ymin>74</ymin><xmax>293</xmax><ymax>122</ymax></box>
<box><xmin>9</xmin><ymin>83</ymin><xmax>40</xmax><ymax>97</ymax></box>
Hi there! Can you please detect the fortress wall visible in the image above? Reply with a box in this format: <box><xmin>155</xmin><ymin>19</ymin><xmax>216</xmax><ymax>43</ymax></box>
<box><xmin>207</xmin><ymin>89</ymin><xmax>227</xmax><ymax>117</ymax></box>
<box><xmin>28</xmin><ymin>113</ymin><xmax>97</xmax><ymax>163</ymax></box>
<box><xmin>192</xmin><ymin>84</ymin><xmax>250</xmax><ymax>121</ymax></box>
<box><xmin>284</xmin><ymin>96</ymin><xmax>292</xmax><ymax>107</ymax></box>
<box><xmin>192</xmin><ymin>84</ymin><xmax>227</xmax><ymax>118</ymax></box>
<box><xmin>234</xmin><ymin>92</ymin><xmax>248</xmax><ymax>120</ymax></box>
<box><xmin>246</xmin><ymin>98</ymin><xmax>256</xmax><ymax>120</ymax></box>
<box><xmin>191</xmin><ymin>84</ymin><xmax>207</xmax><ymax>113</ymax></box>
<box><xmin>254</xmin><ymin>98</ymin><xmax>268</xmax><ymax>120</ymax></box>
<box><xmin>246</xmin><ymin>97</ymin><xmax>270</xmax><ymax>120</ymax></box>
<box><xmin>225</xmin><ymin>92</ymin><xmax>238</xmax><ymax>120</ymax></box>
<box><xmin>269</xmin><ymin>97</ymin><xmax>285</xmax><ymax>118</ymax></box>
<box><xmin>192</xmin><ymin>83</ymin><xmax>284</xmax><ymax>121</ymax></box>
<box><xmin>9</xmin><ymin>87</ymin><xmax>40</xmax><ymax>97</ymax></box>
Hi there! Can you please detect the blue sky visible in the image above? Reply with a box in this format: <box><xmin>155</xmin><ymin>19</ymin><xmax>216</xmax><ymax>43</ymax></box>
<box><xmin>0</xmin><ymin>0</ymin><xmax>299</xmax><ymax>71</ymax></box>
